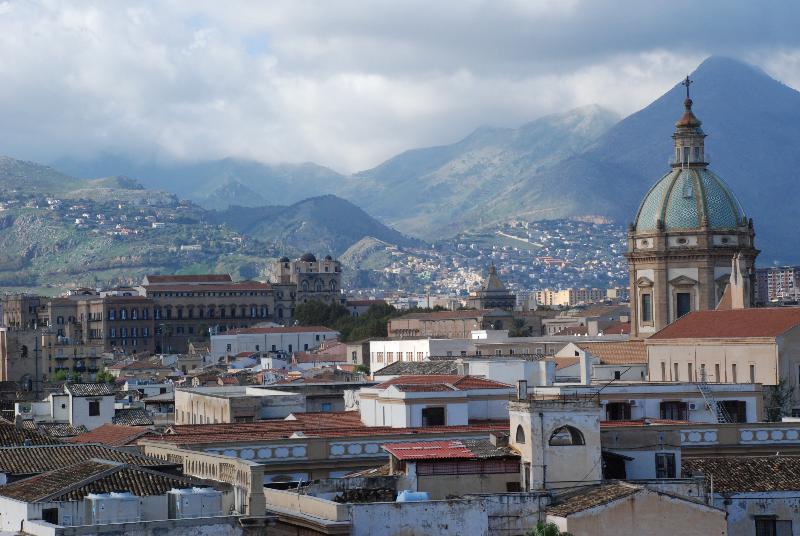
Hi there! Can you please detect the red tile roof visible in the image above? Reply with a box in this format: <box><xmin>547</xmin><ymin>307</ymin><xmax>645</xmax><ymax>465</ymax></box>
<box><xmin>293</xmin><ymin>353</ymin><xmax>347</xmax><ymax>364</ymax></box>
<box><xmin>576</xmin><ymin>341</ymin><xmax>647</xmax><ymax>364</ymax></box>
<box><xmin>66</xmin><ymin>424</ymin><xmax>151</xmax><ymax>447</ymax></box>
<box><xmin>146</xmin><ymin>411</ymin><xmax>509</xmax><ymax>445</ymax></box>
<box><xmin>601</xmin><ymin>321</ymin><xmax>631</xmax><ymax>335</ymax></box>
<box><xmin>374</xmin><ymin>375</ymin><xmax>512</xmax><ymax>391</ymax></box>
<box><xmin>384</xmin><ymin>439</ymin><xmax>517</xmax><ymax>461</ymax></box>
<box><xmin>144</xmin><ymin>282</ymin><xmax>272</xmax><ymax>292</ymax></box>
<box><xmin>600</xmin><ymin>419</ymin><xmax>690</xmax><ymax>428</ymax></box>
<box><xmin>229</xmin><ymin>326</ymin><xmax>337</xmax><ymax>335</ymax></box>
<box><xmin>395</xmin><ymin>309</ymin><xmax>498</xmax><ymax>321</ymax></box>
<box><xmin>649</xmin><ymin>308</ymin><xmax>800</xmax><ymax>340</ymax></box>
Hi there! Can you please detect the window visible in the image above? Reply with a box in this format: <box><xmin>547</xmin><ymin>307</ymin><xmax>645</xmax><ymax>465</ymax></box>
<box><xmin>660</xmin><ymin>401</ymin><xmax>687</xmax><ymax>420</ymax></box>
<box><xmin>755</xmin><ymin>517</ymin><xmax>792</xmax><ymax>536</ymax></box>
<box><xmin>321</xmin><ymin>403</ymin><xmax>332</xmax><ymax>412</ymax></box>
<box><xmin>687</xmin><ymin>363</ymin><xmax>693</xmax><ymax>382</ymax></box>
<box><xmin>549</xmin><ymin>426</ymin><xmax>585</xmax><ymax>446</ymax></box>
<box><xmin>676</xmin><ymin>292</ymin><xmax>691</xmax><ymax>318</ymax></box>
<box><xmin>715</xmin><ymin>364</ymin><xmax>721</xmax><ymax>382</ymax></box>
<box><xmin>515</xmin><ymin>425</ymin><xmax>526</xmax><ymax>444</ymax></box>
<box><xmin>660</xmin><ymin>362</ymin><xmax>666</xmax><ymax>381</ymax></box>
<box><xmin>732</xmin><ymin>363</ymin><xmax>737</xmax><ymax>383</ymax></box>
<box><xmin>88</xmin><ymin>400</ymin><xmax>100</xmax><ymax>416</ymax></box>
<box><xmin>614</xmin><ymin>370</ymin><xmax>621</xmax><ymax>380</ymax></box>
<box><xmin>750</xmin><ymin>364</ymin><xmax>756</xmax><ymax>383</ymax></box>
<box><xmin>606</xmin><ymin>402</ymin><xmax>631</xmax><ymax>421</ymax></box>
<box><xmin>674</xmin><ymin>363</ymin><xmax>679</xmax><ymax>381</ymax></box>
<box><xmin>719</xmin><ymin>400</ymin><xmax>748</xmax><ymax>423</ymax></box>
<box><xmin>641</xmin><ymin>294</ymin><xmax>652</xmax><ymax>323</ymax></box>
<box><xmin>655</xmin><ymin>452</ymin><xmax>676</xmax><ymax>478</ymax></box>
<box><xmin>421</xmin><ymin>406</ymin><xmax>445</xmax><ymax>427</ymax></box>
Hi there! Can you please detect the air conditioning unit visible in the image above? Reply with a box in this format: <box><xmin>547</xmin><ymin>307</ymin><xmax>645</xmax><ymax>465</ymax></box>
<box><xmin>628</xmin><ymin>400</ymin><xmax>637</xmax><ymax>406</ymax></box>
<box><xmin>688</xmin><ymin>402</ymin><xmax>699</xmax><ymax>411</ymax></box>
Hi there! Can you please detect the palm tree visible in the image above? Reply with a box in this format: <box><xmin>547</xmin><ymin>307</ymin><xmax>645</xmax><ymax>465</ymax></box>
<box><xmin>527</xmin><ymin>522</ymin><xmax>573</xmax><ymax>536</ymax></box>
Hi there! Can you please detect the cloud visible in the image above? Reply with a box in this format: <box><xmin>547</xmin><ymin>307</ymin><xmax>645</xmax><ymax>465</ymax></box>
<box><xmin>0</xmin><ymin>0</ymin><xmax>799</xmax><ymax>173</ymax></box>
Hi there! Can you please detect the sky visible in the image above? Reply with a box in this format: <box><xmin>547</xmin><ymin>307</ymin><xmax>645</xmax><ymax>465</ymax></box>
<box><xmin>1</xmin><ymin>0</ymin><xmax>800</xmax><ymax>173</ymax></box>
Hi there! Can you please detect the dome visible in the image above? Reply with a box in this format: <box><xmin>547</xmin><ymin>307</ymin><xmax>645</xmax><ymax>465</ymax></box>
<box><xmin>299</xmin><ymin>253</ymin><xmax>316</xmax><ymax>262</ymax></box>
<box><xmin>324</xmin><ymin>255</ymin><xmax>333</xmax><ymax>261</ymax></box>
<box><xmin>634</xmin><ymin>168</ymin><xmax>745</xmax><ymax>232</ymax></box>
<box><xmin>279</xmin><ymin>256</ymin><xmax>290</xmax><ymax>263</ymax></box>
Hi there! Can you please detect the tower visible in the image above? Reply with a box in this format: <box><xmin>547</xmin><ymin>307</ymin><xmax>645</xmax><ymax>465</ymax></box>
<box><xmin>625</xmin><ymin>77</ymin><xmax>758</xmax><ymax>338</ymax></box>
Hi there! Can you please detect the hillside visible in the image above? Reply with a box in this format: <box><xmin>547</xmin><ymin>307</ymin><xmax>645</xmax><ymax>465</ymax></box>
<box><xmin>208</xmin><ymin>195</ymin><xmax>417</xmax><ymax>256</ymax></box>
<box><xmin>0</xmin><ymin>156</ymin><xmax>86</xmax><ymax>194</ymax></box>
<box><xmin>339</xmin><ymin>105</ymin><xmax>619</xmax><ymax>237</ymax></box>
<box><xmin>54</xmin><ymin>155</ymin><xmax>345</xmax><ymax>209</ymax></box>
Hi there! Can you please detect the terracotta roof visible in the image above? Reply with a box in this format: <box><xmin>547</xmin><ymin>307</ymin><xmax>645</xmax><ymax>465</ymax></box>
<box><xmin>112</xmin><ymin>408</ymin><xmax>154</xmax><ymax>426</ymax></box>
<box><xmin>294</xmin><ymin>352</ymin><xmax>347</xmax><ymax>364</ymax></box>
<box><xmin>108</xmin><ymin>360</ymin><xmax>172</xmax><ymax>371</ymax></box>
<box><xmin>0</xmin><ymin>444</ymin><xmax>175</xmax><ymax>477</ymax></box>
<box><xmin>144</xmin><ymin>274</ymin><xmax>232</xmax><ymax>284</ymax></box>
<box><xmin>66</xmin><ymin>424</ymin><xmax>151</xmax><ymax>447</ymax></box>
<box><xmin>555</xmin><ymin>326</ymin><xmax>588</xmax><ymax>336</ymax></box>
<box><xmin>374</xmin><ymin>375</ymin><xmax>512</xmax><ymax>391</ymax></box>
<box><xmin>150</xmin><ymin>411</ymin><xmax>509</xmax><ymax>445</ymax></box>
<box><xmin>35</xmin><ymin>422</ymin><xmax>88</xmax><ymax>438</ymax></box>
<box><xmin>228</xmin><ymin>326</ymin><xmax>337</xmax><ymax>335</ymax></box>
<box><xmin>649</xmin><ymin>308</ymin><xmax>800</xmax><ymax>340</ymax></box>
<box><xmin>682</xmin><ymin>456</ymin><xmax>800</xmax><ymax>492</ymax></box>
<box><xmin>0</xmin><ymin>460</ymin><xmax>211</xmax><ymax>502</ymax></box>
<box><xmin>546</xmin><ymin>483</ymin><xmax>642</xmax><ymax>517</ymax></box>
<box><xmin>568</xmin><ymin>305</ymin><xmax>629</xmax><ymax>319</ymax></box>
<box><xmin>601</xmin><ymin>321</ymin><xmax>631</xmax><ymax>335</ymax></box>
<box><xmin>576</xmin><ymin>341</ymin><xmax>647</xmax><ymax>364</ymax></box>
<box><xmin>554</xmin><ymin>357</ymin><xmax>579</xmax><ymax>371</ymax></box>
<box><xmin>383</xmin><ymin>439</ymin><xmax>517</xmax><ymax>461</ymax></box>
<box><xmin>65</xmin><ymin>383</ymin><xmax>115</xmax><ymax>397</ymax></box>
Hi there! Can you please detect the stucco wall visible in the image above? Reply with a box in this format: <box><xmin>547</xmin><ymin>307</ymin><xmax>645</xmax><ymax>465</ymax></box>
<box><xmin>349</xmin><ymin>499</ymin><xmax>489</xmax><ymax>536</ymax></box>
<box><xmin>549</xmin><ymin>489</ymin><xmax>727</xmax><ymax>536</ymax></box>
<box><xmin>717</xmin><ymin>492</ymin><xmax>800</xmax><ymax>536</ymax></box>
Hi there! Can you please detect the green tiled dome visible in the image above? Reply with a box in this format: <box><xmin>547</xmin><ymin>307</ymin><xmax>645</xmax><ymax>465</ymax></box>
<box><xmin>635</xmin><ymin>168</ymin><xmax>745</xmax><ymax>232</ymax></box>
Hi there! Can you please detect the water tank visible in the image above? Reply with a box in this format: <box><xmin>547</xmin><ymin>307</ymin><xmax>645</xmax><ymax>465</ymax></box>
<box><xmin>169</xmin><ymin>487</ymin><xmax>222</xmax><ymax>519</ymax></box>
<box><xmin>88</xmin><ymin>492</ymin><xmax>140</xmax><ymax>524</ymax></box>
<box><xmin>396</xmin><ymin>490</ymin><xmax>429</xmax><ymax>502</ymax></box>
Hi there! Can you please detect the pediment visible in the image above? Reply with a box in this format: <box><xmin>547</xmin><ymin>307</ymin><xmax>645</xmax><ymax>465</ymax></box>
<box><xmin>636</xmin><ymin>277</ymin><xmax>654</xmax><ymax>288</ymax></box>
<box><xmin>669</xmin><ymin>275</ymin><xmax>698</xmax><ymax>287</ymax></box>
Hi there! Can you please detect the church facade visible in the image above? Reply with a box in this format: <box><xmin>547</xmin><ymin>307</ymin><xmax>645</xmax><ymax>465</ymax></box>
<box><xmin>625</xmin><ymin>79</ymin><xmax>759</xmax><ymax>339</ymax></box>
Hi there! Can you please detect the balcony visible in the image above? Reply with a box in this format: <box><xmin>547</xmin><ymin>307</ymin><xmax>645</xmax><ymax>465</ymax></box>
<box><xmin>54</xmin><ymin>355</ymin><xmax>69</xmax><ymax>361</ymax></box>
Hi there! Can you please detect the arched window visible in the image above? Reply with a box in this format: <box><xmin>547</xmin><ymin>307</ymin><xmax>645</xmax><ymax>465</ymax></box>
<box><xmin>315</xmin><ymin>280</ymin><xmax>324</xmax><ymax>292</ymax></box>
<box><xmin>549</xmin><ymin>425</ymin><xmax>585</xmax><ymax>446</ymax></box>
<box><xmin>330</xmin><ymin>280</ymin><xmax>337</xmax><ymax>292</ymax></box>
<box><xmin>515</xmin><ymin>425</ymin><xmax>526</xmax><ymax>444</ymax></box>
<box><xmin>301</xmin><ymin>281</ymin><xmax>309</xmax><ymax>292</ymax></box>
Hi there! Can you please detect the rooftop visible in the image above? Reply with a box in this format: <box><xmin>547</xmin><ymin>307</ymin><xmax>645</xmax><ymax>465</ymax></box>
<box><xmin>112</xmin><ymin>408</ymin><xmax>155</xmax><ymax>426</ymax></box>
<box><xmin>0</xmin><ymin>444</ymin><xmax>175</xmax><ymax>477</ymax></box>
<box><xmin>65</xmin><ymin>383</ymin><xmax>115</xmax><ymax>397</ymax></box>
<box><xmin>374</xmin><ymin>375</ymin><xmax>512</xmax><ymax>392</ymax></box>
<box><xmin>682</xmin><ymin>456</ymin><xmax>800</xmax><ymax>492</ymax></box>
<box><xmin>649</xmin><ymin>308</ymin><xmax>800</xmax><ymax>340</ymax></box>
<box><xmin>394</xmin><ymin>309</ymin><xmax>503</xmax><ymax>321</ymax></box>
<box><xmin>144</xmin><ymin>281</ymin><xmax>272</xmax><ymax>292</ymax></box>
<box><xmin>576</xmin><ymin>341</ymin><xmax>647</xmax><ymax>364</ymax></box>
<box><xmin>0</xmin><ymin>460</ymin><xmax>210</xmax><ymax>503</ymax></box>
<box><xmin>373</xmin><ymin>360</ymin><xmax>459</xmax><ymax>377</ymax></box>
<box><xmin>383</xmin><ymin>439</ymin><xmax>517</xmax><ymax>461</ymax></box>
<box><xmin>0</xmin><ymin>421</ymin><xmax>54</xmax><ymax>446</ymax></box>
<box><xmin>150</xmin><ymin>411</ymin><xmax>509</xmax><ymax>445</ymax></box>
<box><xmin>546</xmin><ymin>483</ymin><xmax>641</xmax><ymax>517</ymax></box>
<box><xmin>144</xmin><ymin>274</ymin><xmax>233</xmax><ymax>284</ymax></box>
<box><xmin>66</xmin><ymin>424</ymin><xmax>151</xmax><ymax>447</ymax></box>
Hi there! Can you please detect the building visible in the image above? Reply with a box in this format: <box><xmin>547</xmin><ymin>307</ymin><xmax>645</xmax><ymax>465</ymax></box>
<box><xmin>174</xmin><ymin>386</ymin><xmax>306</xmax><ymax>424</ymax></box>
<box><xmin>387</xmin><ymin>309</ymin><xmax>514</xmax><ymax>338</ymax></box>
<box><xmin>646</xmin><ymin>308</ymin><xmax>800</xmax><ymax>410</ymax></box>
<box><xmin>626</xmin><ymin>83</ymin><xmax>758</xmax><ymax>339</ymax></box>
<box><xmin>210</xmin><ymin>325</ymin><xmax>339</xmax><ymax>361</ymax></box>
<box><xmin>555</xmin><ymin>341</ymin><xmax>648</xmax><ymax>382</ymax></box>
<box><xmin>465</xmin><ymin>264</ymin><xmax>516</xmax><ymax>310</ymax></box>
<box><xmin>16</xmin><ymin>383</ymin><xmax>117</xmax><ymax>432</ymax></box>
<box><xmin>534</xmin><ymin>288</ymin><xmax>609</xmax><ymax>307</ymax></box>
<box><xmin>274</xmin><ymin>253</ymin><xmax>344</xmax><ymax>309</ymax></box>
<box><xmin>756</xmin><ymin>265</ymin><xmax>800</xmax><ymax>304</ymax></box>
<box><xmin>358</xmin><ymin>375</ymin><xmax>513</xmax><ymax>428</ymax></box>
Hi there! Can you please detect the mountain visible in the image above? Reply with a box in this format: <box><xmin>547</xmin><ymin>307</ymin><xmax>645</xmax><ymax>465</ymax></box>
<box><xmin>0</xmin><ymin>156</ymin><xmax>86</xmax><ymax>194</ymax></box>
<box><xmin>481</xmin><ymin>56</ymin><xmax>800</xmax><ymax>263</ymax></box>
<box><xmin>207</xmin><ymin>194</ymin><xmax>417</xmax><ymax>256</ymax></box>
<box><xmin>53</xmin><ymin>155</ymin><xmax>345</xmax><ymax>209</ymax></box>
<box><xmin>338</xmin><ymin>104</ymin><xmax>620</xmax><ymax>237</ymax></box>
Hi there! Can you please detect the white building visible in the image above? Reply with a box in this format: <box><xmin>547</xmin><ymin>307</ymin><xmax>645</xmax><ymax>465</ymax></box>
<box><xmin>358</xmin><ymin>375</ymin><xmax>513</xmax><ymax>428</ymax></box>
<box><xmin>210</xmin><ymin>326</ymin><xmax>339</xmax><ymax>361</ymax></box>
<box><xmin>15</xmin><ymin>383</ymin><xmax>116</xmax><ymax>431</ymax></box>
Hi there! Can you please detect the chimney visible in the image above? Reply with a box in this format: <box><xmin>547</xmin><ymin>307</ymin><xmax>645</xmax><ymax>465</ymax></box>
<box><xmin>579</xmin><ymin>351</ymin><xmax>593</xmax><ymax>385</ymax></box>
<box><xmin>517</xmin><ymin>380</ymin><xmax>528</xmax><ymax>400</ymax></box>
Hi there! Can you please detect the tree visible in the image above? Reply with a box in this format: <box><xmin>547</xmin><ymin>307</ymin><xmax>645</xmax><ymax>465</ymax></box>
<box><xmin>509</xmin><ymin>318</ymin><xmax>531</xmax><ymax>337</ymax></box>
<box><xmin>95</xmin><ymin>370</ymin><xmax>116</xmax><ymax>384</ymax></box>
<box><xmin>527</xmin><ymin>522</ymin><xmax>573</xmax><ymax>536</ymax></box>
<box><xmin>765</xmin><ymin>376</ymin><xmax>794</xmax><ymax>421</ymax></box>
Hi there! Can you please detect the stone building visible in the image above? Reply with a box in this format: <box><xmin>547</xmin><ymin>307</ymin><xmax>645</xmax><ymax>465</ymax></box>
<box><xmin>275</xmin><ymin>253</ymin><xmax>344</xmax><ymax>309</ymax></box>
<box><xmin>626</xmin><ymin>80</ymin><xmax>758</xmax><ymax>339</ymax></box>
<box><xmin>465</xmin><ymin>264</ymin><xmax>516</xmax><ymax>310</ymax></box>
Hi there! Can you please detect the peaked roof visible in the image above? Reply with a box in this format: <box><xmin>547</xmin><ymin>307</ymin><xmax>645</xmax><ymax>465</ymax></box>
<box><xmin>0</xmin><ymin>444</ymin><xmax>174</xmax><ymax>476</ymax></box>
<box><xmin>0</xmin><ymin>460</ymin><xmax>210</xmax><ymax>503</ymax></box>
<box><xmin>374</xmin><ymin>375</ymin><xmax>512</xmax><ymax>391</ymax></box>
<box><xmin>66</xmin><ymin>424</ymin><xmax>151</xmax><ymax>447</ymax></box>
<box><xmin>576</xmin><ymin>341</ymin><xmax>647</xmax><ymax>364</ymax></box>
<box><xmin>373</xmin><ymin>360</ymin><xmax>459</xmax><ymax>376</ymax></box>
<box><xmin>649</xmin><ymin>308</ymin><xmax>800</xmax><ymax>340</ymax></box>
<box><xmin>65</xmin><ymin>383</ymin><xmax>115</xmax><ymax>397</ymax></box>
<box><xmin>546</xmin><ymin>483</ymin><xmax>641</xmax><ymax>517</ymax></box>
<box><xmin>481</xmin><ymin>264</ymin><xmax>506</xmax><ymax>292</ymax></box>
<box><xmin>682</xmin><ymin>456</ymin><xmax>800</xmax><ymax>492</ymax></box>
